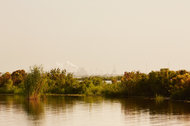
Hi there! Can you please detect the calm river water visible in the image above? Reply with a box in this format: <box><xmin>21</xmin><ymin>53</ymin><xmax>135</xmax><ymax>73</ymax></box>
<box><xmin>0</xmin><ymin>95</ymin><xmax>190</xmax><ymax>126</ymax></box>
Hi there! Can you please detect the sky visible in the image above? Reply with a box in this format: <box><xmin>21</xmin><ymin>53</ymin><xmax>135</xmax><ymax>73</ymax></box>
<box><xmin>0</xmin><ymin>0</ymin><xmax>190</xmax><ymax>75</ymax></box>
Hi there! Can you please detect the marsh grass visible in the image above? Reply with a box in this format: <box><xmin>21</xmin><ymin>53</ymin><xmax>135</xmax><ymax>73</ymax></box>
<box><xmin>24</xmin><ymin>66</ymin><xmax>47</xmax><ymax>100</ymax></box>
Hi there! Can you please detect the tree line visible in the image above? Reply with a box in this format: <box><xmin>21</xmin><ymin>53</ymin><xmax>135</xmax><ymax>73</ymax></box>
<box><xmin>0</xmin><ymin>66</ymin><xmax>190</xmax><ymax>100</ymax></box>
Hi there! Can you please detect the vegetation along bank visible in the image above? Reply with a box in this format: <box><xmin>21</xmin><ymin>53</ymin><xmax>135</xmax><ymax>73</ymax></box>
<box><xmin>0</xmin><ymin>66</ymin><xmax>190</xmax><ymax>100</ymax></box>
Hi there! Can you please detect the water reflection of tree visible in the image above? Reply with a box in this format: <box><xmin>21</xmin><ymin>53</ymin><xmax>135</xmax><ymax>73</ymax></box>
<box><xmin>119</xmin><ymin>98</ymin><xmax>190</xmax><ymax>115</ymax></box>
<box><xmin>23</xmin><ymin>99</ymin><xmax>44</xmax><ymax>120</ymax></box>
<box><xmin>2</xmin><ymin>95</ymin><xmax>190</xmax><ymax>125</ymax></box>
<box><xmin>0</xmin><ymin>95</ymin><xmax>45</xmax><ymax>126</ymax></box>
<box><xmin>0</xmin><ymin>95</ymin><xmax>25</xmax><ymax>112</ymax></box>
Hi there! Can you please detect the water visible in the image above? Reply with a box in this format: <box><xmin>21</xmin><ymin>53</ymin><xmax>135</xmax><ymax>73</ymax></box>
<box><xmin>0</xmin><ymin>95</ymin><xmax>190</xmax><ymax>126</ymax></box>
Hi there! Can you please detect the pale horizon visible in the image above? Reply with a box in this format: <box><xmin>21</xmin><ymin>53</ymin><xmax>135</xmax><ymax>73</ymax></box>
<box><xmin>0</xmin><ymin>0</ymin><xmax>190</xmax><ymax>75</ymax></box>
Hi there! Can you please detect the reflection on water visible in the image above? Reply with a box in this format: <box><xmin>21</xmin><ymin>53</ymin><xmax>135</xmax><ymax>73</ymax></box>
<box><xmin>0</xmin><ymin>95</ymin><xmax>190</xmax><ymax>126</ymax></box>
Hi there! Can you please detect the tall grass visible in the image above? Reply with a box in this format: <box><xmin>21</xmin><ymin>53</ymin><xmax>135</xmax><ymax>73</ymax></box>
<box><xmin>24</xmin><ymin>66</ymin><xmax>47</xmax><ymax>100</ymax></box>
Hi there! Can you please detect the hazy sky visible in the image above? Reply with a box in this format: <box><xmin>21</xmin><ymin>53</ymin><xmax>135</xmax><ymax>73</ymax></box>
<box><xmin>0</xmin><ymin>0</ymin><xmax>190</xmax><ymax>74</ymax></box>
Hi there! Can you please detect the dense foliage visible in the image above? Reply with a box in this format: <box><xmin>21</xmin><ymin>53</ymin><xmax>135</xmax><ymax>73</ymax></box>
<box><xmin>1</xmin><ymin>67</ymin><xmax>190</xmax><ymax>100</ymax></box>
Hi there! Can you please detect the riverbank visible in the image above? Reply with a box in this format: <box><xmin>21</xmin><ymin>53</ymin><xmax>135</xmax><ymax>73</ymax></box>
<box><xmin>1</xmin><ymin>67</ymin><xmax>190</xmax><ymax>101</ymax></box>
<box><xmin>44</xmin><ymin>94</ymin><xmax>85</xmax><ymax>97</ymax></box>
<box><xmin>1</xmin><ymin>93</ymin><xmax>190</xmax><ymax>103</ymax></box>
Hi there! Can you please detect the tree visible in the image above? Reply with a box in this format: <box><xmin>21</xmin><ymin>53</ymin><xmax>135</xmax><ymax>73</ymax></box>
<box><xmin>0</xmin><ymin>72</ymin><xmax>11</xmax><ymax>87</ymax></box>
<box><xmin>11</xmin><ymin>70</ymin><xmax>27</xmax><ymax>86</ymax></box>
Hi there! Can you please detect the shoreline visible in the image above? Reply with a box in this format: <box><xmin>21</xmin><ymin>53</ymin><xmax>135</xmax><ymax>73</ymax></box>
<box><xmin>1</xmin><ymin>94</ymin><xmax>190</xmax><ymax>103</ymax></box>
